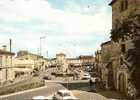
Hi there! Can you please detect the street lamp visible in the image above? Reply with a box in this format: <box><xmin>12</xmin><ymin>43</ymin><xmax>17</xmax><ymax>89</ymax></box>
<box><xmin>40</xmin><ymin>36</ymin><xmax>46</xmax><ymax>56</ymax></box>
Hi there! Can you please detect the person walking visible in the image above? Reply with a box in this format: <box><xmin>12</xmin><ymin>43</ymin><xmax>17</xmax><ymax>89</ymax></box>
<box><xmin>89</xmin><ymin>78</ymin><xmax>96</xmax><ymax>92</ymax></box>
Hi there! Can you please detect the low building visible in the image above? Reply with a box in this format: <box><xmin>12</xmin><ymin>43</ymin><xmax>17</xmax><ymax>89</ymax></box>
<box><xmin>67</xmin><ymin>58</ymin><xmax>82</xmax><ymax>67</ymax></box>
<box><xmin>79</xmin><ymin>55</ymin><xmax>95</xmax><ymax>69</ymax></box>
<box><xmin>14</xmin><ymin>58</ymin><xmax>35</xmax><ymax>77</ymax></box>
<box><xmin>47</xmin><ymin>53</ymin><xmax>95</xmax><ymax>73</ymax></box>
<box><xmin>17</xmin><ymin>50</ymin><xmax>43</xmax><ymax>61</ymax></box>
<box><xmin>0</xmin><ymin>48</ymin><xmax>15</xmax><ymax>84</ymax></box>
<box><xmin>14</xmin><ymin>50</ymin><xmax>46</xmax><ymax>77</ymax></box>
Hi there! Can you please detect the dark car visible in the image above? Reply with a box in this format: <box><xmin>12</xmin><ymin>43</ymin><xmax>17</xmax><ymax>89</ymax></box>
<box><xmin>43</xmin><ymin>76</ymin><xmax>51</xmax><ymax>80</ymax></box>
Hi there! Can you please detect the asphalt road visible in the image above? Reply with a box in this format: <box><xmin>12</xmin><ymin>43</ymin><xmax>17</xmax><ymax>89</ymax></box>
<box><xmin>0</xmin><ymin>83</ymin><xmax>66</xmax><ymax>100</ymax></box>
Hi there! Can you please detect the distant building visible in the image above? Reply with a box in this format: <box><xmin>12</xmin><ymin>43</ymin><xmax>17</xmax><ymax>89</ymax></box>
<box><xmin>79</xmin><ymin>55</ymin><xmax>95</xmax><ymax>66</ymax></box>
<box><xmin>47</xmin><ymin>53</ymin><xmax>95</xmax><ymax>73</ymax></box>
<box><xmin>0</xmin><ymin>47</ymin><xmax>15</xmax><ymax>84</ymax></box>
<box><xmin>67</xmin><ymin>58</ymin><xmax>81</xmax><ymax>67</ymax></box>
<box><xmin>17</xmin><ymin>50</ymin><xmax>43</xmax><ymax>60</ymax></box>
<box><xmin>14</xmin><ymin>58</ymin><xmax>35</xmax><ymax>77</ymax></box>
<box><xmin>14</xmin><ymin>50</ymin><xmax>46</xmax><ymax>77</ymax></box>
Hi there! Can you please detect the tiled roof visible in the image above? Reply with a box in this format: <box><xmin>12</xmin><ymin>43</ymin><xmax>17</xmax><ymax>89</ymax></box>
<box><xmin>101</xmin><ymin>41</ymin><xmax>111</xmax><ymax>47</ymax></box>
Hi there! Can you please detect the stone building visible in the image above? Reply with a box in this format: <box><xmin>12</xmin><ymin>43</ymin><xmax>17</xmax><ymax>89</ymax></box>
<box><xmin>100</xmin><ymin>41</ymin><xmax>113</xmax><ymax>89</ymax></box>
<box><xmin>79</xmin><ymin>55</ymin><xmax>95</xmax><ymax>68</ymax></box>
<box><xmin>109</xmin><ymin>0</ymin><xmax>140</xmax><ymax>94</ymax></box>
<box><xmin>14</xmin><ymin>50</ymin><xmax>46</xmax><ymax>77</ymax></box>
<box><xmin>56</xmin><ymin>53</ymin><xmax>68</xmax><ymax>73</ymax></box>
<box><xmin>0</xmin><ymin>48</ymin><xmax>15</xmax><ymax>84</ymax></box>
<box><xmin>17</xmin><ymin>50</ymin><xmax>43</xmax><ymax>61</ymax></box>
<box><xmin>47</xmin><ymin>53</ymin><xmax>95</xmax><ymax>73</ymax></box>
<box><xmin>14</xmin><ymin>58</ymin><xmax>35</xmax><ymax>77</ymax></box>
<box><xmin>67</xmin><ymin>58</ymin><xmax>81</xmax><ymax>67</ymax></box>
<box><xmin>95</xmin><ymin>50</ymin><xmax>101</xmax><ymax>64</ymax></box>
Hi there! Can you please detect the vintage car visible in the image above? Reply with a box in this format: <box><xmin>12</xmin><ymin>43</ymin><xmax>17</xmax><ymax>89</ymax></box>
<box><xmin>81</xmin><ymin>73</ymin><xmax>91</xmax><ymax>80</ymax></box>
<box><xmin>32</xmin><ymin>96</ymin><xmax>47</xmax><ymax>100</ymax></box>
<box><xmin>46</xmin><ymin>90</ymin><xmax>78</xmax><ymax>100</ymax></box>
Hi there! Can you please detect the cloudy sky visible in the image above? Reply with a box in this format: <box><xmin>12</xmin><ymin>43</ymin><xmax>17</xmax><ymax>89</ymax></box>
<box><xmin>0</xmin><ymin>0</ymin><xmax>112</xmax><ymax>58</ymax></box>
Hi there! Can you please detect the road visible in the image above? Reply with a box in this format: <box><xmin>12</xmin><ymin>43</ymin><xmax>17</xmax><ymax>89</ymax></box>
<box><xmin>0</xmin><ymin>83</ymin><xmax>66</xmax><ymax>100</ymax></box>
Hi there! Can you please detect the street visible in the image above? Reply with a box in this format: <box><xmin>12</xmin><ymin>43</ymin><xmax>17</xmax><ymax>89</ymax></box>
<box><xmin>0</xmin><ymin>83</ymin><xmax>66</xmax><ymax>100</ymax></box>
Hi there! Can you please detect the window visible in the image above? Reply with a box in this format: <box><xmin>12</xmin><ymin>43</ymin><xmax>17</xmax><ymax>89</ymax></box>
<box><xmin>120</xmin><ymin>57</ymin><xmax>123</xmax><ymax>65</ymax></box>
<box><xmin>121</xmin><ymin>44</ymin><xmax>126</xmax><ymax>53</ymax></box>
<box><xmin>0</xmin><ymin>56</ymin><xmax>2</xmax><ymax>67</ymax></box>
<box><xmin>124</xmin><ymin>0</ymin><xmax>128</xmax><ymax>10</ymax></box>
<box><xmin>120</xmin><ymin>0</ymin><xmax>128</xmax><ymax>12</ymax></box>
<box><xmin>120</xmin><ymin>1</ymin><xmax>124</xmax><ymax>11</ymax></box>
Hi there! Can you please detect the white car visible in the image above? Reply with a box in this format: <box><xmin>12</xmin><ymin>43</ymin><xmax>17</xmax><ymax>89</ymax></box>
<box><xmin>32</xmin><ymin>96</ymin><xmax>47</xmax><ymax>100</ymax></box>
<box><xmin>81</xmin><ymin>73</ymin><xmax>91</xmax><ymax>80</ymax></box>
<box><xmin>47</xmin><ymin>90</ymin><xmax>78</xmax><ymax>100</ymax></box>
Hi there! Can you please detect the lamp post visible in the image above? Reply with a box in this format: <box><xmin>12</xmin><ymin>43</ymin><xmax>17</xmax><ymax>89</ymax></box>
<box><xmin>40</xmin><ymin>36</ymin><xmax>46</xmax><ymax>56</ymax></box>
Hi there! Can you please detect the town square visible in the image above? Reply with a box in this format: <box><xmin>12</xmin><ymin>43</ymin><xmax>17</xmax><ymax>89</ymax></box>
<box><xmin>0</xmin><ymin>0</ymin><xmax>140</xmax><ymax>100</ymax></box>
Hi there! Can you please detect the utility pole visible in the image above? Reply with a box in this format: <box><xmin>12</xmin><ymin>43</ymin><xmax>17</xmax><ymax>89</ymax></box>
<box><xmin>9</xmin><ymin>39</ymin><xmax>12</xmax><ymax>52</ymax></box>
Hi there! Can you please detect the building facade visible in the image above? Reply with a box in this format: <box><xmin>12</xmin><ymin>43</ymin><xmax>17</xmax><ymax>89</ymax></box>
<box><xmin>14</xmin><ymin>50</ymin><xmax>46</xmax><ymax>77</ymax></box>
<box><xmin>0</xmin><ymin>49</ymin><xmax>15</xmax><ymax>84</ymax></box>
<box><xmin>109</xmin><ymin>0</ymin><xmax>140</xmax><ymax>94</ymax></box>
<box><xmin>47</xmin><ymin>53</ymin><xmax>95</xmax><ymax>73</ymax></box>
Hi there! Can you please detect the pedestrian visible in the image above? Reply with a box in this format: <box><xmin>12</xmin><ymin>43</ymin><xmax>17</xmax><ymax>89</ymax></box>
<box><xmin>89</xmin><ymin>78</ymin><xmax>96</xmax><ymax>92</ymax></box>
<box><xmin>89</xmin><ymin>78</ymin><xmax>93</xmax><ymax>87</ymax></box>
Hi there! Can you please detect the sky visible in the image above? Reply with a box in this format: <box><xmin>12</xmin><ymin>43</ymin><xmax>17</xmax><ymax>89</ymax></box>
<box><xmin>0</xmin><ymin>0</ymin><xmax>112</xmax><ymax>58</ymax></box>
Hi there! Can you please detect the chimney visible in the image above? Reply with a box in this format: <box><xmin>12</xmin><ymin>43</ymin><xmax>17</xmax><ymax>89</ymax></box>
<box><xmin>2</xmin><ymin>45</ymin><xmax>7</xmax><ymax>51</ymax></box>
<box><xmin>10</xmin><ymin>39</ymin><xmax>12</xmax><ymax>52</ymax></box>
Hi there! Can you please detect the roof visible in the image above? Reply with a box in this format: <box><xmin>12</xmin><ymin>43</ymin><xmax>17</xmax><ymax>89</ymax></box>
<box><xmin>17</xmin><ymin>50</ymin><xmax>43</xmax><ymax>58</ymax></box>
<box><xmin>101</xmin><ymin>41</ymin><xmax>111</xmax><ymax>47</ymax></box>
<box><xmin>56</xmin><ymin>53</ymin><xmax>66</xmax><ymax>56</ymax></box>
<box><xmin>0</xmin><ymin>49</ymin><xmax>15</xmax><ymax>55</ymax></box>
<box><xmin>67</xmin><ymin>58</ymin><xmax>79</xmax><ymax>60</ymax></box>
<box><xmin>58</xmin><ymin>90</ymin><xmax>71</xmax><ymax>93</ymax></box>
<box><xmin>79</xmin><ymin>55</ymin><xmax>94</xmax><ymax>59</ymax></box>
<box><xmin>109</xmin><ymin>0</ymin><xmax>117</xmax><ymax>6</ymax></box>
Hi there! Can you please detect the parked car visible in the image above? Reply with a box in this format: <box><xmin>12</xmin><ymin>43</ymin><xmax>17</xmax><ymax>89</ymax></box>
<box><xmin>43</xmin><ymin>76</ymin><xmax>51</xmax><ymax>80</ymax></box>
<box><xmin>46</xmin><ymin>90</ymin><xmax>78</xmax><ymax>100</ymax></box>
<box><xmin>81</xmin><ymin>73</ymin><xmax>91</xmax><ymax>80</ymax></box>
<box><xmin>32</xmin><ymin>96</ymin><xmax>47</xmax><ymax>100</ymax></box>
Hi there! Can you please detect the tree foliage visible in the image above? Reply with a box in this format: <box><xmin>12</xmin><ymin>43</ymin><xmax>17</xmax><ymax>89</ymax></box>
<box><xmin>110</xmin><ymin>8</ymin><xmax>140</xmax><ymax>42</ymax></box>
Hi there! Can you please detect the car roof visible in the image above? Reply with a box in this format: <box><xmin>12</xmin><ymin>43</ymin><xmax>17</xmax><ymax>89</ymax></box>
<box><xmin>58</xmin><ymin>90</ymin><xmax>71</xmax><ymax>93</ymax></box>
<box><xmin>32</xmin><ymin>96</ymin><xmax>47</xmax><ymax>99</ymax></box>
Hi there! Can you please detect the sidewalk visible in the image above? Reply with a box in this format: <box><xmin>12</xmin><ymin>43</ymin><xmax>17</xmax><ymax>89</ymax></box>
<box><xmin>72</xmin><ymin>90</ymin><xmax>108</xmax><ymax>100</ymax></box>
<box><xmin>95</xmin><ymin>87</ymin><xmax>127</xmax><ymax>99</ymax></box>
